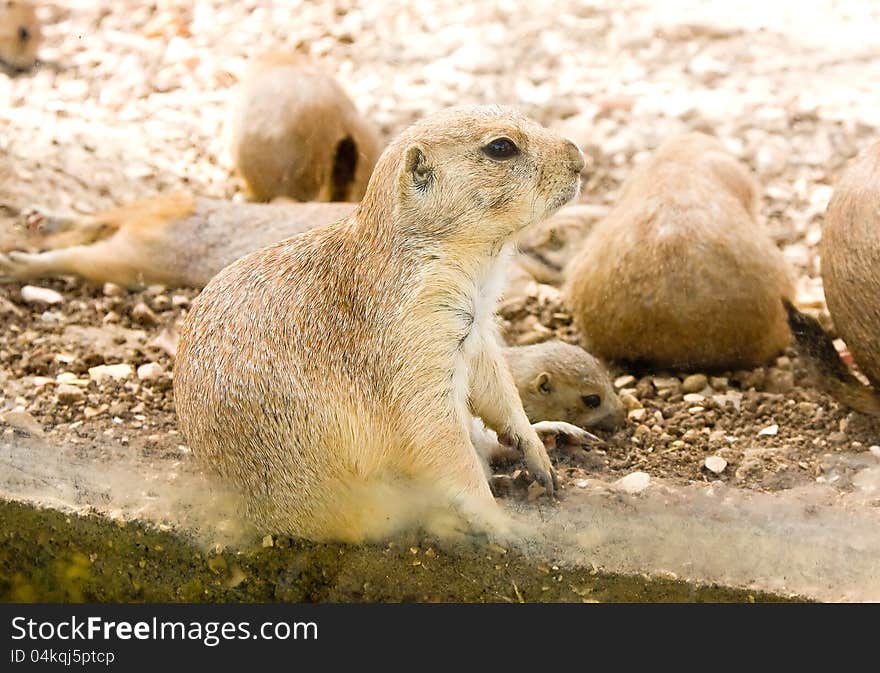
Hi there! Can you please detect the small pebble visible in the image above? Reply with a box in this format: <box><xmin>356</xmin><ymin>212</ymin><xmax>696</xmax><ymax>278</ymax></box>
<box><xmin>704</xmin><ymin>456</ymin><xmax>728</xmax><ymax>474</ymax></box>
<box><xmin>758</xmin><ymin>424</ymin><xmax>779</xmax><ymax>437</ymax></box>
<box><xmin>614</xmin><ymin>374</ymin><xmax>636</xmax><ymax>389</ymax></box>
<box><xmin>56</xmin><ymin>384</ymin><xmax>86</xmax><ymax>404</ymax></box>
<box><xmin>21</xmin><ymin>285</ymin><xmax>63</xmax><ymax>305</ymax></box>
<box><xmin>614</xmin><ymin>471</ymin><xmax>651</xmax><ymax>495</ymax></box>
<box><xmin>681</xmin><ymin>374</ymin><xmax>707</xmax><ymax>394</ymax></box>
<box><xmin>89</xmin><ymin>363</ymin><xmax>134</xmax><ymax>382</ymax></box>
<box><xmin>132</xmin><ymin>302</ymin><xmax>159</xmax><ymax>326</ymax></box>
<box><xmin>137</xmin><ymin>362</ymin><xmax>165</xmax><ymax>381</ymax></box>
<box><xmin>627</xmin><ymin>408</ymin><xmax>646</xmax><ymax>421</ymax></box>
<box><xmin>1</xmin><ymin>410</ymin><xmax>44</xmax><ymax>436</ymax></box>
<box><xmin>103</xmin><ymin>282</ymin><xmax>125</xmax><ymax>297</ymax></box>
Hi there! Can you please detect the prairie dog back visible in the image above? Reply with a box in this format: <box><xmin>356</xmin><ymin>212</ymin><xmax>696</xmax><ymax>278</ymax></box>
<box><xmin>563</xmin><ymin>132</ymin><xmax>795</xmax><ymax>371</ymax></box>
<box><xmin>227</xmin><ymin>52</ymin><xmax>383</xmax><ymax>203</ymax></box>
<box><xmin>0</xmin><ymin>1</ymin><xmax>40</xmax><ymax>71</ymax></box>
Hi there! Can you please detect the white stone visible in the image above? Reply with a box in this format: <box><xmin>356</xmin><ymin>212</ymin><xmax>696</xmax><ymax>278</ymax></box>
<box><xmin>615</xmin><ymin>471</ymin><xmax>651</xmax><ymax>495</ymax></box>
<box><xmin>704</xmin><ymin>456</ymin><xmax>728</xmax><ymax>474</ymax></box>
<box><xmin>21</xmin><ymin>285</ymin><xmax>63</xmax><ymax>305</ymax></box>
<box><xmin>758</xmin><ymin>424</ymin><xmax>779</xmax><ymax>437</ymax></box>
<box><xmin>137</xmin><ymin>362</ymin><xmax>165</xmax><ymax>381</ymax></box>
<box><xmin>88</xmin><ymin>364</ymin><xmax>134</xmax><ymax>382</ymax></box>
<box><xmin>614</xmin><ymin>374</ymin><xmax>636</xmax><ymax>389</ymax></box>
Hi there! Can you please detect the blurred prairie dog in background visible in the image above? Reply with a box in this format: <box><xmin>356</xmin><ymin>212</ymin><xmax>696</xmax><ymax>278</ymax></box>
<box><xmin>0</xmin><ymin>193</ymin><xmax>356</xmax><ymax>287</ymax></box>
<box><xmin>563</xmin><ymin>132</ymin><xmax>796</xmax><ymax>371</ymax></box>
<box><xmin>1</xmin><ymin>194</ymin><xmax>594</xmax><ymax>290</ymax></box>
<box><xmin>0</xmin><ymin>0</ymin><xmax>40</xmax><ymax>72</ymax></box>
<box><xmin>227</xmin><ymin>52</ymin><xmax>383</xmax><ymax>202</ymax></box>
<box><xmin>787</xmin><ymin>141</ymin><xmax>880</xmax><ymax>417</ymax></box>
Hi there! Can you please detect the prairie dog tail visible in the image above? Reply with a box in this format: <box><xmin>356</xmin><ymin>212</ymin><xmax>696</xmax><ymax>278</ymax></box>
<box><xmin>784</xmin><ymin>299</ymin><xmax>880</xmax><ymax>416</ymax></box>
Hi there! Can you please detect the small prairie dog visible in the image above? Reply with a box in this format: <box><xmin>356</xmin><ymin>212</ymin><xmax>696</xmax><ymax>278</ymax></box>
<box><xmin>504</xmin><ymin>340</ymin><xmax>624</xmax><ymax>431</ymax></box>
<box><xmin>563</xmin><ymin>132</ymin><xmax>795</xmax><ymax>371</ymax></box>
<box><xmin>787</xmin><ymin>141</ymin><xmax>880</xmax><ymax>416</ymax></box>
<box><xmin>174</xmin><ymin>105</ymin><xmax>585</xmax><ymax>543</ymax></box>
<box><xmin>0</xmin><ymin>194</ymin><xmax>355</xmax><ymax>287</ymax></box>
<box><xmin>227</xmin><ymin>52</ymin><xmax>383</xmax><ymax>202</ymax></box>
<box><xmin>0</xmin><ymin>0</ymin><xmax>40</xmax><ymax>71</ymax></box>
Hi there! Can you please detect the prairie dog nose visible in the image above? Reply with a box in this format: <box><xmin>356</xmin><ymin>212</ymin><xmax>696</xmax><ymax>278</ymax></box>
<box><xmin>564</xmin><ymin>139</ymin><xmax>585</xmax><ymax>174</ymax></box>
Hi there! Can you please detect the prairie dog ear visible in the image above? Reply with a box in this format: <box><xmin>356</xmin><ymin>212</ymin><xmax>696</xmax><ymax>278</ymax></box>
<box><xmin>402</xmin><ymin>145</ymin><xmax>433</xmax><ymax>192</ymax></box>
<box><xmin>531</xmin><ymin>371</ymin><xmax>552</xmax><ymax>395</ymax></box>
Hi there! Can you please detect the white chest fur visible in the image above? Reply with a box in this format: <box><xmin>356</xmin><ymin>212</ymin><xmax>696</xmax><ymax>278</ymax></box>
<box><xmin>451</xmin><ymin>243</ymin><xmax>514</xmax><ymax>416</ymax></box>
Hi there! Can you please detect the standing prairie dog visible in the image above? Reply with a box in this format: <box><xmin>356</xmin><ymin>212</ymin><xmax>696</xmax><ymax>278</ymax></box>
<box><xmin>174</xmin><ymin>105</ymin><xmax>585</xmax><ymax>543</ymax></box>
<box><xmin>563</xmin><ymin>132</ymin><xmax>796</xmax><ymax>371</ymax></box>
<box><xmin>227</xmin><ymin>52</ymin><xmax>383</xmax><ymax>202</ymax></box>
<box><xmin>787</xmin><ymin>141</ymin><xmax>880</xmax><ymax>416</ymax></box>
<box><xmin>0</xmin><ymin>1</ymin><xmax>40</xmax><ymax>71</ymax></box>
<box><xmin>0</xmin><ymin>194</ymin><xmax>355</xmax><ymax>287</ymax></box>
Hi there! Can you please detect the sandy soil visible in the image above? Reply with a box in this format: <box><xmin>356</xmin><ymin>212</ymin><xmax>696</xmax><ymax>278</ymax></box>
<box><xmin>2</xmin><ymin>1</ymin><xmax>880</xmax><ymax>528</ymax></box>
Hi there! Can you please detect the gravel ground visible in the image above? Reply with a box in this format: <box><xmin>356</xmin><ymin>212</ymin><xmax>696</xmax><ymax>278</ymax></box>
<box><xmin>2</xmin><ymin>1</ymin><xmax>880</xmax><ymax>509</ymax></box>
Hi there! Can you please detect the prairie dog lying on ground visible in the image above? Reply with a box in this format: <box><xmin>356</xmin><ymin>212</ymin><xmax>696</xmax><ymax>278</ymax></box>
<box><xmin>563</xmin><ymin>132</ymin><xmax>796</xmax><ymax>371</ymax></box>
<box><xmin>227</xmin><ymin>52</ymin><xmax>383</xmax><ymax>202</ymax></box>
<box><xmin>0</xmin><ymin>196</ymin><xmax>592</xmax><ymax>290</ymax></box>
<box><xmin>174</xmin><ymin>105</ymin><xmax>585</xmax><ymax>543</ymax></box>
<box><xmin>0</xmin><ymin>194</ymin><xmax>356</xmax><ymax>287</ymax></box>
<box><xmin>0</xmin><ymin>1</ymin><xmax>40</xmax><ymax>72</ymax></box>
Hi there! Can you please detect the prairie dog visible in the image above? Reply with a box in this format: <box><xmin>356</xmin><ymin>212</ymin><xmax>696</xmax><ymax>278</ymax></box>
<box><xmin>174</xmin><ymin>105</ymin><xmax>585</xmax><ymax>543</ymax></box>
<box><xmin>787</xmin><ymin>141</ymin><xmax>880</xmax><ymax>416</ymax></box>
<box><xmin>820</xmin><ymin>140</ymin><xmax>880</xmax><ymax>393</ymax></box>
<box><xmin>0</xmin><ymin>197</ymin><xmax>587</xmax><ymax>290</ymax></box>
<box><xmin>504</xmin><ymin>341</ymin><xmax>624</xmax><ymax>431</ymax></box>
<box><xmin>0</xmin><ymin>194</ymin><xmax>355</xmax><ymax>287</ymax></box>
<box><xmin>0</xmin><ymin>0</ymin><xmax>40</xmax><ymax>71</ymax></box>
<box><xmin>227</xmin><ymin>52</ymin><xmax>383</xmax><ymax>202</ymax></box>
<box><xmin>563</xmin><ymin>132</ymin><xmax>795</xmax><ymax>371</ymax></box>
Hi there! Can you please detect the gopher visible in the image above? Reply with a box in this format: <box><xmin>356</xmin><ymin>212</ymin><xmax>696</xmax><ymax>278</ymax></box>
<box><xmin>505</xmin><ymin>340</ymin><xmax>624</xmax><ymax>431</ymax></box>
<box><xmin>563</xmin><ymin>132</ymin><xmax>795</xmax><ymax>371</ymax></box>
<box><xmin>786</xmin><ymin>141</ymin><xmax>880</xmax><ymax>416</ymax></box>
<box><xmin>174</xmin><ymin>105</ymin><xmax>585</xmax><ymax>543</ymax></box>
<box><xmin>227</xmin><ymin>52</ymin><xmax>383</xmax><ymax>202</ymax></box>
<box><xmin>1</xmin><ymin>197</ymin><xmax>595</xmax><ymax>290</ymax></box>
<box><xmin>0</xmin><ymin>0</ymin><xmax>40</xmax><ymax>72</ymax></box>
<box><xmin>0</xmin><ymin>194</ymin><xmax>356</xmax><ymax>287</ymax></box>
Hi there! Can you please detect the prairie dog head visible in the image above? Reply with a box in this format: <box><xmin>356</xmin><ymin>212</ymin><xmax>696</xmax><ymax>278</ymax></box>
<box><xmin>365</xmin><ymin>105</ymin><xmax>584</xmax><ymax>250</ymax></box>
<box><xmin>505</xmin><ymin>341</ymin><xmax>625</xmax><ymax>431</ymax></box>
<box><xmin>0</xmin><ymin>0</ymin><xmax>40</xmax><ymax>71</ymax></box>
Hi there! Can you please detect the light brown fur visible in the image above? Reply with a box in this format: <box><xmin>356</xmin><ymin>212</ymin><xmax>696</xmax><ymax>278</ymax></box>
<box><xmin>0</xmin><ymin>194</ymin><xmax>355</xmax><ymax>287</ymax></box>
<box><xmin>0</xmin><ymin>1</ymin><xmax>39</xmax><ymax>72</ymax></box>
<box><xmin>227</xmin><ymin>52</ymin><xmax>383</xmax><ymax>203</ymax></box>
<box><xmin>563</xmin><ymin>132</ymin><xmax>795</xmax><ymax>371</ymax></box>
<box><xmin>174</xmin><ymin>105</ymin><xmax>584</xmax><ymax>543</ymax></box>
<box><xmin>504</xmin><ymin>340</ymin><xmax>625</xmax><ymax>431</ymax></box>
<box><xmin>789</xmin><ymin>140</ymin><xmax>880</xmax><ymax>416</ymax></box>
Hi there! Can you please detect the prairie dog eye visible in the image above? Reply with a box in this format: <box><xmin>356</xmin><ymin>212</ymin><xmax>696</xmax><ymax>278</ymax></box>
<box><xmin>482</xmin><ymin>137</ymin><xmax>519</xmax><ymax>160</ymax></box>
<box><xmin>18</xmin><ymin>26</ymin><xmax>30</xmax><ymax>42</ymax></box>
<box><xmin>582</xmin><ymin>394</ymin><xmax>601</xmax><ymax>409</ymax></box>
